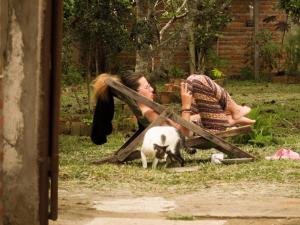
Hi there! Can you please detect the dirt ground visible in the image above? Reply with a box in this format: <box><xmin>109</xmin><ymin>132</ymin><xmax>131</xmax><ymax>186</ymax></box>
<box><xmin>50</xmin><ymin>181</ymin><xmax>300</xmax><ymax>225</ymax></box>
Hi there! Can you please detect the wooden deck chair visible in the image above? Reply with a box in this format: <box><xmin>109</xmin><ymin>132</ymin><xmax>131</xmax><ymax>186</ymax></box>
<box><xmin>92</xmin><ymin>78</ymin><xmax>255</xmax><ymax>164</ymax></box>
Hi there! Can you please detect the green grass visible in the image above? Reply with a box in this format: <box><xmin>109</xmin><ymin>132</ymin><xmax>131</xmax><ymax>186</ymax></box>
<box><xmin>59</xmin><ymin>80</ymin><xmax>300</xmax><ymax>193</ymax></box>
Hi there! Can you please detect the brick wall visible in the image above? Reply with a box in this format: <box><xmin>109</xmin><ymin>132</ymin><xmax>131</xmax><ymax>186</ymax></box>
<box><xmin>219</xmin><ymin>0</ymin><xmax>285</xmax><ymax>76</ymax></box>
<box><xmin>116</xmin><ymin>0</ymin><xmax>285</xmax><ymax>77</ymax></box>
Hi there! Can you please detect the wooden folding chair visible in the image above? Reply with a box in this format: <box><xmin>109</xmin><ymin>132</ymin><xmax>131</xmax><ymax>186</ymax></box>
<box><xmin>92</xmin><ymin>78</ymin><xmax>255</xmax><ymax>164</ymax></box>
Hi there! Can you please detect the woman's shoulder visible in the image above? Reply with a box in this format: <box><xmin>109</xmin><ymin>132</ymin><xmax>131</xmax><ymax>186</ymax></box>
<box><xmin>139</xmin><ymin>104</ymin><xmax>153</xmax><ymax>116</ymax></box>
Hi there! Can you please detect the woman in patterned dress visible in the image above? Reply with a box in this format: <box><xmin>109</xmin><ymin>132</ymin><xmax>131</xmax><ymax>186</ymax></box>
<box><xmin>92</xmin><ymin>72</ymin><xmax>255</xmax><ymax>137</ymax></box>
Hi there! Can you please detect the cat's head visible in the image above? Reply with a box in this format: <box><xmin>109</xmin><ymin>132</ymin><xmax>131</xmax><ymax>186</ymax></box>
<box><xmin>153</xmin><ymin>144</ymin><xmax>169</xmax><ymax>160</ymax></box>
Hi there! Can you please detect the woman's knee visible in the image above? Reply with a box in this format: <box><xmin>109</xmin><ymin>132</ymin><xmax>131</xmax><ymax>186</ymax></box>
<box><xmin>187</xmin><ymin>74</ymin><xmax>209</xmax><ymax>84</ymax></box>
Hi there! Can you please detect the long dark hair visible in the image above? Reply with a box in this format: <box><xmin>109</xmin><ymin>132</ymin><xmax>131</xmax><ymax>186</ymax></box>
<box><xmin>119</xmin><ymin>71</ymin><xmax>144</xmax><ymax>91</ymax></box>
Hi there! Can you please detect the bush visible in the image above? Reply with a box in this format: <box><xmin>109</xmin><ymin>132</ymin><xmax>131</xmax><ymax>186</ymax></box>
<box><xmin>169</xmin><ymin>66</ymin><xmax>185</xmax><ymax>79</ymax></box>
<box><xmin>62</xmin><ymin>64</ymin><xmax>84</xmax><ymax>86</ymax></box>
<box><xmin>239</xmin><ymin>66</ymin><xmax>254</xmax><ymax>80</ymax></box>
<box><xmin>284</xmin><ymin>27</ymin><xmax>300</xmax><ymax>75</ymax></box>
<box><xmin>206</xmin><ymin>49</ymin><xmax>229</xmax><ymax>69</ymax></box>
<box><xmin>232</xmin><ymin>108</ymin><xmax>278</xmax><ymax>147</ymax></box>
<box><xmin>245</xmin><ymin>29</ymin><xmax>281</xmax><ymax>76</ymax></box>
<box><xmin>210</xmin><ymin>68</ymin><xmax>224</xmax><ymax>79</ymax></box>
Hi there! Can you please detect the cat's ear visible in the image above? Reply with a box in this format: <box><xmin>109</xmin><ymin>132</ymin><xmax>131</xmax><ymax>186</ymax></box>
<box><xmin>153</xmin><ymin>144</ymin><xmax>158</xmax><ymax>149</ymax></box>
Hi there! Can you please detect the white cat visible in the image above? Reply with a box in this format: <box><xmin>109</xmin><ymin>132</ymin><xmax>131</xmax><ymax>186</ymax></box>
<box><xmin>140</xmin><ymin>126</ymin><xmax>185</xmax><ymax>169</ymax></box>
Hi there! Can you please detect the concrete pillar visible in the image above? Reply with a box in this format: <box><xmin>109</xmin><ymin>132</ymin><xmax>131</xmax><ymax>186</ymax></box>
<box><xmin>1</xmin><ymin>0</ymin><xmax>45</xmax><ymax>224</ymax></box>
<box><xmin>0</xmin><ymin>0</ymin><xmax>7</xmax><ymax>224</ymax></box>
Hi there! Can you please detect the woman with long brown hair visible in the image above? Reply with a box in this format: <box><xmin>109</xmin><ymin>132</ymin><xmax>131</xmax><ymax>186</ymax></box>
<box><xmin>91</xmin><ymin>71</ymin><xmax>255</xmax><ymax>144</ymax></box>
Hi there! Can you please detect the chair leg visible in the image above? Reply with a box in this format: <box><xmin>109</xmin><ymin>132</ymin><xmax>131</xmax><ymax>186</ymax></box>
<box><xmin>91</xmin><ymin>155</ymin><xmax>119</xmax><ymax>164</ymax></box>
<box><xmin>115</xmin><ymin>127</ymin><xmax>144</xmax><ymax>155</ymax></box>
<box><xmin>91</xmin><ymin>128</ymin><xmax>144</xmax><ymax>165</ymax></box>
<box><xmin>170</xmin><ymin>112</ymin><xmax>255</xmax><ymax>159</ymax></box>
<box><xmin>123</xmin><ymin>150</ymin><xmax>141</xmax><ymax>162</ymax></box>
<box><xmin>117</xmin><ymin>110</ymin><xmax>171</xmax><ymax>162</ymax></box>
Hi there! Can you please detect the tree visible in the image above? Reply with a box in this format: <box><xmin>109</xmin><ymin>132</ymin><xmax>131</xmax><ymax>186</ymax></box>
<box><xmin>278</xmin><ymin>0</ymin><xmax>300</xmax><ymax>23</ymax></box>
<box><xmin>262</xmin><ymin>0</ymin><xmax>300</xmax><ymax>75</ymax></box>
<box><xmin>63</xmin><ymin>0</ymin><xmax>134</xmax><ymax>111</ymax></box>
<box><xmin>65</xmin><ymin>0</ymin><xmax>134</xmax><ymax>74</ymax></box>
<box><xmin>132</xmin><ymin>0</ymin><xmax>188</xmax><ymax>76</ymax></box>
<box><xmin>187</xmin><ymin>0</ymin><xmax>232</xmax><ymax>74</ymax></box>
<box><xmin>264</xmin><ymin>0</ymin><xmax>300</xmax><ymax>48</ymax></box>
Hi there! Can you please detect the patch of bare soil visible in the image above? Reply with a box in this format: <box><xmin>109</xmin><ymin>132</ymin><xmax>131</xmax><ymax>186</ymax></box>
<box><xmin>50</xmin><ymin>181</ymin><xmax>300</xmax><ymax>225</ymax></box>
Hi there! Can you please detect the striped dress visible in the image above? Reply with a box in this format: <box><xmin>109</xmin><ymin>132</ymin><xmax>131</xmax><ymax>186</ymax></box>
<box><xmin>186</xmin><ymin>74</ymin><xmax>229</xmax><ymax>132</ymax></box>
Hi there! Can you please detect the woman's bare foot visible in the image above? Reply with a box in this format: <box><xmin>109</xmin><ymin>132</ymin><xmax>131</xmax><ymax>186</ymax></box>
<box><xmin>227</xmin><ymin>115</ymin><xmax>256</xmax><ymax>126</ymax></box>
<box><xmin>232</xmin><ymin>105</ymin><xmax>251</xmax><ymax>120</ymax></box>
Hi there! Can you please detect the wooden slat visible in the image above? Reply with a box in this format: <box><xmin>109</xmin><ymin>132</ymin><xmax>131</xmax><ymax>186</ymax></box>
<box><xmin>106</xmin><ymin>78</ymin><xmax>165</xmax><ymax>114</ymax></box>
<box><xmin>186</xmin><ymin>125</ymin><xmax>252</xmax><ymax>147</ymax></box>
<box><xmin>111</xmin><ymin>88</ymin><xmax>149</xmax><ymax>127</ymax></box>
<box><xmin>92</xmin><ymin>120</ymin><xmax>145</xmax><ymax>165</ymax></box>
<box><xmin>39</xmin><ymin>0</ymin><xmax>62</xmax><ymax>222</ymax></box>
<box><xmin>115</xmin><ymin>127</ymin><xmax>145</xmax><ymax>155</ymax></box>
<box><xmin>92</xmin><ymin>154</ymin><xmax>119</xmax><ymax>164</ymax></box>
<box><xmin>169</xmin><ymin>112</ymin><xmax>255</xmax><ymax>159</ymax></box>
<box><xmin>117</xmin><ymin>110</ymin><xmax>171</xmax><ymax>162</ymax></box>
<box><xmin>49</xmin><ymin>0</ymin><xmax>63</xmax><ymax>220</ymax></box>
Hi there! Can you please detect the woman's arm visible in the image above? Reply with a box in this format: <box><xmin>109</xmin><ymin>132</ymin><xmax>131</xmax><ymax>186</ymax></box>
<box><xmin>139</xmin><ymin>82</ymin><xmax>193</xmax><ymax>136</ymax></box>
<box><xmin>178</xmin><ymin>82</ymin><xmax>193</xmax><ymax>136</ymax></box>
<box><xmin>143</xmin><ymin>108</ymin><xmax>191</xmax><ymax>136</ymax></box>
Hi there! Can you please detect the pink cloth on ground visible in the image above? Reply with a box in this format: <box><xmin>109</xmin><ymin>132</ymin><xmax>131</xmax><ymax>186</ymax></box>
<box><xmin>265</xmin><ymin>148</ymin><xmax>300</xmax><ymax>160</ymax></box>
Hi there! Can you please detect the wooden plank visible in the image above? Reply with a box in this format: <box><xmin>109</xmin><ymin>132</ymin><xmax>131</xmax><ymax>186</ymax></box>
<box><xmin>117</xmin><ymin>110</ymin><xmax>171</xmax><ymax>162</ymax></box>
<box><xmin>92</xmin><ymin>154</ymin><xmax>119</xmax><ymax>164</ymax></box>
<box><xmin>115</xmin><ymin>127</ymin><xmax>145</xmax><ymax>155</ymax></box>
<box><xmin>169</xmin><ymin>112</ymin><xmax>255</xmax><ymax>159</ymax></box>
<box><xmin>106</xmin><ymin>79</ymin><xmax>165</xmax><ymax>114</ymax></box>
<box><xmin>186</xmin><ymin>125</ymin><xmax>252</xmax><ymax>147</ymax></box>
<box><xmin>123</xmin><ymin>150</ymin><xmax>141</xmax><ymax>162</ymax></box>
<box><xmin>92</xmin><ymin>128</ymin><xmax>145</xmax><ymax>164</ymax></box>
<box><xmin>111</xmin><ymin>88</ymin><xmax>149</xmax><ymax>127</ymax></box>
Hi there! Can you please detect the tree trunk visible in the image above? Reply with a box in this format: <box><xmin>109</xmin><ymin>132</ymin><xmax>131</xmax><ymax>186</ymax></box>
<box><xmin>188</xmin><ymin>25</ymin><xmax>196</xmax><ymax>74</ymax></box>
<box><xmin>187</xmin><ymin>0</ymin><xmax>196</xmax><ymax>74</ymax></box>
<box><xmin>156</xmin><ymin>48</ymin><xmax>168</xmax><ymax>78</ymax></box>
<box><xmin>95</xmin><ymin>45</ymin><xmax>99</xmax><ymax>75</ymax></box>
<box><xmin>87</xmin><ymin>46</ymin><xmax>92</xmax><ymax>113</ymax></box>
<box><xmin>135</xmin><ymin>0</ymin><xmax>150</xmax><ymax>74</ymax></box>
<box><xmin>196</xmin><ymin>49</ymin><xmax>205</xmax><ymax>74</ymax></box>
<box><xmin>135</xmin><ymin>49</ymin><xmax>150</xmax><ymax>73</ymax></box>
<box><xmin>254</xmin><ymin>0</ymin><xmax>260</xmax><ymax>80</ymax></box>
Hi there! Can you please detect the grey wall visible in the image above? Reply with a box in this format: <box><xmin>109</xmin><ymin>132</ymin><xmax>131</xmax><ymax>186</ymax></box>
<box><xmin>1</xmin><ymin>0</ymin><xmax>44</xmax><ymax>224</ymax></box>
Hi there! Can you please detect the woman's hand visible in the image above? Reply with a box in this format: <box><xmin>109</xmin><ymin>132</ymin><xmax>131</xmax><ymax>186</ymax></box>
<box><xmin>180</xmin><ymin>82</ymin><xmax>192</xmax><ymax>109</ymax></box>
